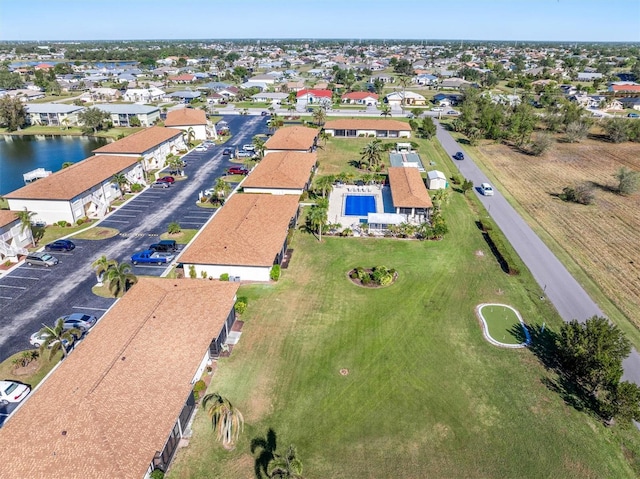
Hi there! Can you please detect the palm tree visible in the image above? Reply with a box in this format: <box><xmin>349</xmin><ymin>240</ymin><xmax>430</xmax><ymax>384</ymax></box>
<box><xmin>431</xmin><ymin>189</ymin><xmax>451</xmax><ymax>212</ymax></box>
<box><xmin>380</xmin><ymin>103</ymin><xmax>391</xmax><ymax>118</ymax></box>
<box><xmin>308</xmin><ymin>201</ymin><xmax>328</xmax><ymax>242</ymax></box>
<box><xmin>202</xmin><ymin>393</ymin><xmax>244</xmax><ymax>450</ymax></box>
<box><xmin>213</xmin><ymin>177</ymin><xmax>231</xmax><ymax>199</ymax></box>
<box><xmin>92</xmin><ymin>255</ymin><xmax>116</xmax><ymax>285</ymax></box>
<box><xmin>398</xmin><ymin>75</ymin><xmax>411</xmax><ymax>110</ymax></box>
<box><xmin>252</xmin><ymin>136</ymin><xmax>266</xmax><ymax>159</ymax></box>
<box><xmin>15</xmin><ymin>208</ymin><xmax>36</xmax><ymax>246</ymax></box>
<box><xmin>183</xmin><ymin>127</ymin><xmax>196</xmax><ymax>148</ymax></box>
<box><xmin>61</xmin><ymin>161</ymin><xmax>75</xmax><ymax>169</ymax></box>
<box><xmin>314</xmin><ymin>175</ymin><xmax>335</xmax><ymax>198</ymax></box>
<box><xmin>166</xmin><ymin>156</ymin><xmax>185</xmax><ymax>176</ymax></box>
<box><xmin>312</xmin><ymin>107</ymin><xmax>326</xmax><ymax>126</ymax></box>
<box><xmin>267</xmin><ymin>444</ymin><xmax>304</xmax><ymax>479</ymax></box>
<box><xmin>360</xmin><ymin>139</ymin><xmax>384</xmax><ymax>171</ymax></box>
<box><xmin>269</xmin><ymin>114</ymin><xmax>284</xmax><ymax>132</ymax></box>
<box><xmin>38</xmin><ymin>318</ymin><xmax>80</xmax><ymax>360</ymax></box>
<box><xmin>106</xmin><ymin>261</ymin><xmax>137</xmax><ymax>297</ymax></box>
<box><xmin>112</xmin><ymin>172</ymin><xmax>129</xmax><ymax>199</ymax></box>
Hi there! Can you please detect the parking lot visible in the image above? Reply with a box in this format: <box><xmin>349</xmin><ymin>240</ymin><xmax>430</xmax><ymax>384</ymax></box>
<box><xmin>0</xmin><ymin>115</ymin><xmax>269</xmax><ymax>364</ymax></box>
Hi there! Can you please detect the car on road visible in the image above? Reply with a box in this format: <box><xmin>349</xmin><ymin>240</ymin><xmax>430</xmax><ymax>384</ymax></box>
<box><xmin>0</xmin><ymin>381</ymin><xmax>30</xmax><ymax>405</ymax></box>
<box><xmin>131</xmin><ymin>250</ymin><xmax>175</xmax><ymax>265</ymax></box>
<box><xmin>227</xmin><ymin>166</ymin><xmax>249</xmax><ymax>176</ymax></box>
<box><xmin>150</xmin><ymin>181</ymin><xmax>171</xmax><ymax>189</ymax></box>
<box><xmin>222</xmin><ymin>148</ymin><xmax>233</xmax><ymax>156</ymax></box>
<box><xmin>453</xmin><ymin>152</ymin><xmax>464</xmax><ymax>161</ymax></box>
<box><xmin>446</xmin><ymin>110</ymin><xmax>460</xmax><ymax>115</ymax></box>
<box><xmin>629</xmin><ymin>113</ymin><xmax>640</xmax><ymax>118</ymax></box>
<box><xmin>432</xmin><ymin>107</ymin><xmax>444</xmax><ymax>112</ymax></box>
<box><xmin>61</xmin><ymin>313</ymin><xmax>98</xmax><ymax>332</ymax></box>
<box><xmin>150</xmin><ymin>240</ymin><xmax>178</xmax><ymax>252</ymax></box>
<box><xmin>25</xmin><ymin>252</ymin><xmax>59</xmax><ymax>267</ymax></box>
<box><xmin>261</xmin><ymin>111</ymin><xmax>269</xmax><ymax>116</ymax></box>
<box><xmin>45</xmin><ymin>239</ymin><xmax>75</xmax><ymax>251</ymax></box>
<box><xmin>156</xmin><ymin>176</ymin><xmax>175</xmax><ymax>184</ymax></box>
<box><xmin>480</xmin><ymin>183</ymin><xmax>494</xmax><ymax>196</ymax></box>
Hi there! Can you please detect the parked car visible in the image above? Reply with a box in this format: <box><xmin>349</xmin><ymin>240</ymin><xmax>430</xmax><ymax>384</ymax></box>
<box><xmin>242</xmin><ymin>144</ymin><xmax>255</xmax><ymax>152</ymax></box>
<box><xmin>149</xmin><ymin>239</ymin><xmax>178</xmax><ymax>252</ymax></box>
<box><xmin>151</xmin><ymin>181</ymin><xmax>171</xmax><ymax>188</ymax></box>
<box><xmin>432</xmin><ymin>107</ymin><xmax>444</xmax><ymax>112</ymax></box>
<box><xmin>222</xmin><ymin>148</ymin><xmax>232</xmax><ymax>156</ymax></box>
<box><xmin>480</xmin><ymin>183</ymin><xmax>494</xmax><ymax>196</ymax></box>
<box><xmin>453</xmin><ymin>152</ymin><xmax>464</xmax><ymax>161</ymax></box>
<box><xmin>227</xmin><ymin>166</ymin><xmax>249</xmax><ymax>176</ymax></box>
<box><xmin>628</xmin><ymin>113</ymin><xmax>640</xmax><ymax>118</ymax></box>
<box><xmin>29</xmin><ymin>330</ymin><xmax>71</xmax><ymax>348</ymax></box>
<box><xmin>446</xmin><ymin>110</ymin><xmax>460</xmax><ymax>115</ymax></box>
<box><xmin>61</xmin><ymin>312</ymin><xmax>98</xmax><ymax>332</ymax></box>
<box><xmin>237</xmin><ymin>151</ymin><xmax>253</xmax><ymax>157</ymax></box>
<box><xmin>156</xmin><ymin>176</ymin><xmax>175</xmax><ymax>184</ymax></box>
<box><xmin>194</xmin><ymin>145</ymin><xmax>207</xmax><ymax>152</ymax></box>
<box><xmin>131</xmin><ymin>250</ymin><xmax>175</xmax><ymax>265</ymax></box>
<box><xmin>45</xmin><ymin>239</ymin><xmax>75</xmax><ymax>251</ymax></box>
<box><xmin>0</xmin><ymin>380</ymin><xmax>30</xmax><ymax>405</ymax></box>
<box><xmin>261</xmin><ymin>111</ymin><xmax>269</xmax><ymax>116</ymax></box>
<box><xmin>25</xmin><ymin>252</ymin><xmax>59</xmax><ymax>267</ymax></box>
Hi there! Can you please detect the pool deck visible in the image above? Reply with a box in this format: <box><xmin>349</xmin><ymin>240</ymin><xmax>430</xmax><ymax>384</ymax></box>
<box><xmin>328</xmin><ymin>184</ymin><xmax>390</xmax><ymax>231</ymax></box>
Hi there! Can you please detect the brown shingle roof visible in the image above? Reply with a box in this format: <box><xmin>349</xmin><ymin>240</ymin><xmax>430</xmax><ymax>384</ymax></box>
<box><xmin>0</xmin><ymin>210</ymin><xmax>19</xmax><ymax>229</ymax></box>
<box><xmin>179</xmin><ymin>194</ymin><xmax>299</xmax><ymax>267</ymax></box>
<box><xmin>388</xmin><ymin>167</ymin><xmax>433</xmax><ymax>209</ymax></box>
<box><xmin>4</xmin><ymin>155</ymin><xmax>140</xmax><ymax>200</ymax></box>
<box><xmin>242</xmin><ymin>152</ymin><xmax>317</xmax><ymax>190</ymax></box>
<box><xmin>324</xmin><ymin>119</ymin><xmax>411</xmax><ymax>131</ymax></box>
<box><xmin>264</xmin><ymin>126</ymin><xmax>318</xmax><ymax>152</ymax></box>
<box><xmin>93</xmin><ymin>126</ymin><xmax>182</xmax><ymax>155</ymax></box>
<box><xmin>164</xmin><ymin>108</ymin><xmax>207</xmax><ymax>126</ymax></box>
<box><xmin>0</xmin><ymin>277</ymin><xmax>239</xmax><ymax>479</ymax></box>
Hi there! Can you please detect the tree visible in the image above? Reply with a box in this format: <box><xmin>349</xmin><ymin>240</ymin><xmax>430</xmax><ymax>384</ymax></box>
<box><xmin>78</xmin><ymin>107</ymin><xmax>109</xmax><ymax>134</ymax></box>
<box><xmin>0</xmin><ymin>95</ymin><xmax>27</xmax><ymax>132</ymax></box>
<box><xmin>557</xmin><ymin>316</ymin><xmax>631</xmax><ymax>397</ymax></box>
<box><xmin>373</xmin><ymin>78</ymin><xmax>384</xmax><ymax>95</ymax></box>
<box><xmin>360</xmin><ymin>139</ymin><xmax>384</xmax><ymax>171</ymax></box>
<box><xmin>314</xmin><ymin>175</ymin><xmax>335</xmax><ymax>198</ymax></box>
<box><xmin>604</xmin><ymin>118</ymin><xmax>629</xmax><ymax>143</ymax></box>
<box><xmin>15</xmin><ymin>208</ymin><xmax>35</xmax><ymax>246</ymax></box>
<box><xmin>415</xmin><ymin>116</ymin><xmax>436</xmax><ymax>139</ymax></box>
<box><xmin>183</xmin><ymin>127</ymin><xmax>196</xmax><ymax>148</ymax></box>
<box><xmin>252</xmin><ymin>135</ymin><xmax>266</xmax><ymax>158</ymax></box>
<box><xmin>529</xmin><ymin>132</ymin><xmax>554</xmax><ymax>156</ymax></box>
<box><xmin>92</xmin><ymin>255</ymin><xmax>116</xmax><ymax>285</ymax></box>
<box><xmin>603</xmin><ymin>381</ymin><xmax>640</xmax><ymax>424</ymax></box>
<box><xmin>105</xmin><ymin>261</ymin><xmax>138</xmax><ymax>297</ymax></box>
<box><xmin>112</xmin><ymin>173</ymin><xmax>128</xmax><ymax>199</ymax></box>
<box><xmin>461</xmin><ymin>179</ymin><xmax>474</xmax><ymax>195</ymax></box>
<box><xmin>202</xmin><ymin>393</ymin><xmax>244</xmax><ymax>449</ymax></box>
<box><xmin>213</xmin><ymin>177</ymin><xmax>231</xmax><ymax>199</ymax></box>
<box><xmin>308</xmin><ymin>200</ymin><xmax>328</xmax><ymax>241</ymax></box>
<box><xmin>38</xmin><ymin>317</ymin><xmax>80</xmax><ymax>360</ymax></box>
<box><xmin>508</xmin><ymin>103</ymin><xmax>536</xmax><ymax>147</ymax></box>
<box><xmin>379</xmin><ymin>104</ymin><xmax>391</xmax><ymax>118</ymax></box>
<box><xmin>267</xmin><ymin>444</ymin><xmax>304</xmax><ymax>479</ymax></box>
<box><xmin>312</xmin><ymin>107</ymin><xmax>326</xmax><ymax>126</ymax></box>
<box><xmin>614</xmin><ymin>166</ymin><xmax>640</xmax><ymax>195</ymax></box>
<box><xmin>565</xmin><ymin>120</ymin><xmax>590</xmax><ymax>143</ymax></box>
<box><xmin>268</xmin><ymin>114</ymin><xmax>284</xmax><ymax>132</ymax></box>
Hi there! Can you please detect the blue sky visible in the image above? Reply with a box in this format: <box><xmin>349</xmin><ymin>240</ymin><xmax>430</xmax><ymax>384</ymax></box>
<box><xmin>1</xmin><ymin>0</ymin><xmax>638</xmax><ymax>42</ymax></box>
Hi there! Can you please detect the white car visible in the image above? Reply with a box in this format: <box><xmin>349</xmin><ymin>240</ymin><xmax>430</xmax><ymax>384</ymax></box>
<box><xmin>242</xmin><ymin>144</ymin><xmax>255</xmax><ymax>152</ymax></box>
<box><xmin>194</xmin><ymin>145</ymin><xmax>207</xmax><ymax>152</ymax></box>
<box><xmin>480</xmin><ymin>183</ymin><xmax>494</xmax><ymax>196</ymax></box>
<box><xmin>0</xmin><ymin>380</ymin><xmax>30</xmax><ymax>405</ymax></box>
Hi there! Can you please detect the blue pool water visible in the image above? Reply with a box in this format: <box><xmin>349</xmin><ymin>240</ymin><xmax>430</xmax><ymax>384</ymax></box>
<box><xmin>344</xmin><ymin>195</ymin><xmax>376</xmax><ymax>216</ymax></box>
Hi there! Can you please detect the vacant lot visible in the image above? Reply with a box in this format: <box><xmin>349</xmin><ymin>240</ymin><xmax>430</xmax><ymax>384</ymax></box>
<box><xmin>469</xmin><ymin>139</ymin><xmax>640</xmax><ymax>333</ymax></box>
<box><xmin>168</xmin><ymin>189</ymin><xmax>640</xmax><ymax>478</ymax></box>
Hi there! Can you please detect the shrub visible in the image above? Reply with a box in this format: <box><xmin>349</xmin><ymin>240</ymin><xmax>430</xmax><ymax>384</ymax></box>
<box><xmin>529</xmin><ymin>132</ymin><xmax>554</xmax><ymax>156</ymax></box>
<box><xmin>614</xmin><ymin>167</ymin><xmax>640</xmax><ymax>196</ymax></box>
<box><xmin>167</xmin><ymin>222</ymin><xmax>181</xmax><ymax>234</ymax></box>
<box><xmin>150</xmin><ymin>469</ymin><xmax>165</xmax><ymax>479</ymax></box>
<box><xmin>193</xmin><ymin>379</ymin><xmax>207</xmax><ymax>393</ymax></box>
<box><xmin>188</xmin><ymin>265</ymin><xmax>197</xmax><ymax>279</ymax></box>
<box><xmin>200</xmin><ymin>270</ymin><xmax>208</xmax><ymax>279</ymax></box>
<box><xmin>130</xmin><ymin>183</ymin><xmax>143</xmax><ymax>193</ymax></box>
<box><xmin>270</xmin><ymin>264</ymin><xmax>281</xmax><ymax>281</ymax></box>
<box><xmin>75</xmin><ymin>217</ymin><xmax>86</xmax><ymax>225</ymax></box>
<box><xmin>234</xmin><ymin>300</ymin><xmax>247</xmax><ymax>314</ymax></box>
<box><xmin>481</xmin><ymin>218</ymin><xmax>520</xmax><ymax>275</ymax></box>
<box><xmin>559</xmin><ymin>183</ymin><xmax>595</xmax><ymax>205</ymax></box>
<box><xmin>450</xmin><ymin>174</ymin><xmax>462</xmax><ymax>185</ymax></box>
<box><xmin>220</xmin><ymin>273</ymin><xmax>229</xmax><ymax>281</ymax></box>
<box><xmin>57</xmin><ymin>220</ymin><xmax>68</xmax><ymax>228</ymax></box>
<box><xmin>361</xmin><ymin>275</ymin><xmax>371</xmax><ymax>285</ymax></box>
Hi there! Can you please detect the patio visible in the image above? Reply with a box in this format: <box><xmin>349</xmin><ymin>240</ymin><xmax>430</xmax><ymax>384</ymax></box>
<box><xmin>327</xmin><ymin>184</ymin><xmax>396</xmax><ymax>234</ymax></box>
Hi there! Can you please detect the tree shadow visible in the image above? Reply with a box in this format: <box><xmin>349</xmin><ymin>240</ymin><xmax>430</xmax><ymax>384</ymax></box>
<box><xmin>251</xmin><ymin>428</ymin><xmax>278</xmax><ymax>479</ymax></box>
<box><xmin>589</xmin><ymin>181</ymin><xmax>619</xmax><ymax>194</ymax></box>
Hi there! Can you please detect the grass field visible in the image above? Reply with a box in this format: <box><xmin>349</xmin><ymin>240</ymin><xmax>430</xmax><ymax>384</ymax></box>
<box><xmin>0</xmin><ymin>349</ymin><xmax>61</xmax><ymax>389</ymax></box>
<box><xmin>168</xmin><ymin>185</ymin><xmax>640</xmax><ymax>478</ymax></box>
<box><xmin>465</xmin><ymin>138</ymin><xmax>640</xmax><ymax>345</ymax></box>
<box><xmin>479</xmin><ymin>304</ymin><xmax>523</xmax><ymax>345</ymax></box>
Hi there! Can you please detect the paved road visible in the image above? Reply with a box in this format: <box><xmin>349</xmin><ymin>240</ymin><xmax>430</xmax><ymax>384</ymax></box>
<box><xmin>0</xmin><ymin>115</ymin><xmax>268</xmax><ymax>363</ymax></box>
<box><xmin>434</xmin><ymin>120</ymin><xmax>640</xmax><ymax>385</ymax></box>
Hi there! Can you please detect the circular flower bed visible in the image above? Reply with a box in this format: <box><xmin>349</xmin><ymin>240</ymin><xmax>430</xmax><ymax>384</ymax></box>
<box><xmin>348</xmin><ymin>266</ymin><xmax>398</xmax><ymax>288</ymax></box>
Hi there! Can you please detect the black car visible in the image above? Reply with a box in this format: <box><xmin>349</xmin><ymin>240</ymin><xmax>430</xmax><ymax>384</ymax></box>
<box><xmin>222</xmin><ymin>148</ymin><xmax>232</xmax><ymax>155</ymax></box>
<box><xmin>45</xmin><ymin>239</ymin><xmax>75</xmax><ymax>251</ymax></box>
<box><xmin>261</xmin><ymin>111</ymin><xmax>269</xmax><ymax>116</ymax></box>
<box><xmin>453</xmin><ymin>152</ymin><xmax>465</xmax><ymax>161</ymax></box>
<box><xmin>149</xmin><ymin>240</ymin><xmax>178</xmax><ymax>253</ymax></box>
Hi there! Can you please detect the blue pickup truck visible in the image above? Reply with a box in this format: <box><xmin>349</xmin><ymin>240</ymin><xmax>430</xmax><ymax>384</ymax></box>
<box><xmin>131</xmin><ymin>250</ymin><xmax>175</xmax><ymax>265</ymax></box>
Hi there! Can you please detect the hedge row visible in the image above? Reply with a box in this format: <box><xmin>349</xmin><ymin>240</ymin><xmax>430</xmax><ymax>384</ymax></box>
<box><xmin>478</xmin><ymin>218</ymin><xmax>520</xmax><ymax>276</ymax></box>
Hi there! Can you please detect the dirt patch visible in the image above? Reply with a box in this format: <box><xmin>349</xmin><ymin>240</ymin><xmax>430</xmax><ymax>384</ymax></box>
<box><xmin>340</xmin><ymin>368</ymin><xmax>349</xmax><ymax>376</ymax></box>
<box><xmin>475</xmin><ymin>250</ymin><xmax>484</xmax><ymax>257</ymax></box>
<box><xmin>12</xmin><ymin>361</ymin><xmax>40</xmax><ymax>376</ymax></box>
<box><xmin>73</xmin><ymin>227</ymin><xmax>119</xmax><ymax>240</ymax></box>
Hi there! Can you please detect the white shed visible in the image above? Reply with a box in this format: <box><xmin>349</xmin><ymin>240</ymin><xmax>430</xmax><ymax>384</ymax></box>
<box><xmin>426</xmin><ymin>170</ymin><xmax>447</xmax><ymax>190</ymax></box>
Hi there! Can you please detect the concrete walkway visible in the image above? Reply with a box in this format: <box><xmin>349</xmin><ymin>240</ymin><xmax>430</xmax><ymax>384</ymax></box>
<box><xmin>434</xmin><ymin>120</ymin><xmax>640</xmax><ymax>385</ymax></box>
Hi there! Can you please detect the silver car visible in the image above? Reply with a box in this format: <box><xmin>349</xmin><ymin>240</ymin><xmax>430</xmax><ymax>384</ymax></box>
<box><xmin>25</xmin><ymin>252</ymin><xmax>59</xmax><ymax>267</ymax></box>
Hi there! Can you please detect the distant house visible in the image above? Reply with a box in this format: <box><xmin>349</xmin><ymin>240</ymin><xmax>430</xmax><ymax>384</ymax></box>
<box><xmin>94</xmin><ymin>104</ymin><xmax>160</xmax><ymax>127</ymax></box>
<box><xmin>264</xmin><ymin>126</ymin><xmax>319</xmax><ymax>155</ymax></box>
<box><xmin>296</xmin><ymin>89</ymin><xmax>332</xmax><ymax>104</ymax></box>
<box><xmin>619</xmin><ymin>97</ymin><xmax>640</xmax><ymax>111</ymax></box>
<box><xmin>179</xmin><ymin>194</ymin><xmax>300</xmax><ymax>281</ymax></box>
<box><xmin>0</xmin><ymin>210</ymin><xmax>31</xmax><ymax>262</ymax></box>
<box><xmin>341</xmin><ymin>92</ymin><xmax>379</xmax><ymax>105</ymax></box>
<box><xmin>123</xmin><ymin>87</ymin><xmax>165</xmax><ymax>103</ymax></box>
<box><xmin>248</xmin><ymin>74</ymin><xmax>277</xmax><ymax>85</ymax></box>
<box><xmin>218</xmin><ymin>86</ymin><xmax>239</xmax><ymax>98</ymax></box>
<box><xmin>167</xmin><ymin>73</ymin><xmax>197</xmax><ymax>83</ymax></box>
<box><xmin>440</xmin><ymin>77</ymin><xmax>473</xmax><ymax>89</ymax></box>
<box><xmin>285</xmin><ymin>81</ymin><xmax>305</xmax><ymax>92</ymax></box>
<box><xmin>4</xmin><ymin>155</ymin><xmax>146</xmax><ymax>225</ymax></box>
<box><xmin>25</xmin><ymin>103</ymin><xmax>84</xmax><ymax>127</ymax></box>
<box><xmin>414</xmin><ymin>73</ymin><xmax>438</xmax><ymax>86</ymax></box>
<box><xmin>324</xmin><ymin>119</ymin><xmax>411</xmax><ymax>138</ymax></box>
<box><xmin>242</xmin><ymin>152</ymin><xmax>317</xmax><ymax>195</ymax></box>
<box><xmin>251</xmin><ymin>92</ymin><xmax>288</xmax><ymax>104</ymax></box>
<box><xmin>384</xmin><ymin>91</ymin><xmax>427</xmax><ymax>106</ymax></box>
<box><xmin>609</xmin><ymin>82</ymin><xmax>640</xmax><ymax>93</ymax></box>
<box><xmin>577</xmin><ymin>72</ymin><xmax>603</xmax><ymax>81</ymax></box>
<box><xmin>93</xmin><ymin>126</ymin><xmax>186</xmax><ymax>170</ymax></box>
<box><xmin>166</xmin><ymin>90</ymin><xmax>201</xmax><ymax>103</ymax></box>
<box><xmin>426</xmin><ymin>170</ymin><xmax>447</xmax><ymax>190</ymax></box>
<box><xmin>387</xmin><ymin>167</ymin><xmax>432</xmax><ymax>223</ymax></box>
<box><xmin>164</xmin><ymin>108</ymin><xmax>211</xmax><ymax>140</ymax></box>
<box><xmin>0</xmin><ymin>277</ymin><xmax>239</xmax><ymax>478</ymax></box>
<box><xmin>370</xmin><ymin>73</ymin><xmax>395</xmax><ymax>84</ymax></box>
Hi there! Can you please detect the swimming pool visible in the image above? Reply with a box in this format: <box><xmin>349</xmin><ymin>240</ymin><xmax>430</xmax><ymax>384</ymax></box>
<box><xmin>344</xmin><ymin>195</ymin><xmax>376</xmax><ymax>216</ymax></box>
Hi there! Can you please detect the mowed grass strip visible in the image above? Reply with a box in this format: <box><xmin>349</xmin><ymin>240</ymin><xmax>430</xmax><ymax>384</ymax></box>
<box><xmin>480</xmin><ymin>304</ymin><xmax>523</xmax><ymax>345</ymax></box>
<box><xmin>168</xmin><ymin>191</ymin><xmax>640</xmax><ymax>478</ymax></box>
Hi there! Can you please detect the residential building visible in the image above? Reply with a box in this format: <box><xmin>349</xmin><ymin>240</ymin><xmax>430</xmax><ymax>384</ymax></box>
<box><xmin>384</xmin><ymin>91</ymin><xmax>427</xmax><ymax>106</ymax></box>
<box><xmin>242</xmin><ymin>152</ymin><xmax>317</xmax><ymax>195</ymax></box>
<box><xmin>179</xmin><ymin>194</ymin><xmax>300</xmax><ymax>281</ymax></box>
<box><xmin>0</xmin><ymin>277</ymin><xmax>239</xmax><ymax>479</ymax></box>
<box><xmin>123</xmin><ymin>87</ymin><xmax>165</xmax><ymax>103</ymax></box>
<box><xmin>387</xmin><ymin>167</ymin><xmax>433</xmax><ymax>223</ymax></box>
<box><xmin>25</xmin><ymin>103</ymin><xmax>84</xmax><ymax>127</ymax></box>
<box><xmin>164</xmin><ymin>108</ymin><xmax>211</xmax><ymax>140</ymax></box>
<box><xmin>296</xmin><ymin>89</ymin><xmax>332</xmax><ymax>104</ymax></box>
<box><xmin>341</xmin><ymin>92</ymin><xmax>379</xmax><ymax>105</ymax></box>
<box><xmin>94</xmin><ymin>104</ymin><xmax>160</xmax><ymax>127</ymax></box>
<box><xmin>0</xmin><ymin>210</ymin><xmax>31</xmax><ymax>262</ymax></box>
<box><xmin>323</xmin><ymin>119</ymin><xmax>411</xmax><ymax>138</ymax></box>
<box><xmin>264</xmin><ymin>126</ymin><xmax>319</xmax><ymax>155</ymax></box>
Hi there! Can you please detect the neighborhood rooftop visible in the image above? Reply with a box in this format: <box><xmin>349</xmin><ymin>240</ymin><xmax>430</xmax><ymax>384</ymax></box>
<box><xmin>323</xmin><ymin>119</ymin><xmax>411</xmax><ymax>131</ymax></box>
<box><xmin>3</xmin><ymin>155</ymin><xmax>140</xmax><ymax>200</ymax></box>
<box><xmin>0</xmin><ymin>277</ymin><xmax>239</xmax><ymax>479</ymax></box>
<box><xmin>241</xmin><ymin>151</ymin><xmax>317</xmax><ymax>190</ymax></box>
<box><xmin>388</xmin><ymin>167</ymin><xmax>433</xmax><ymax>208</ymax></box>
<box><xmin>0</xmin><ymin>210</ymin><xmax>18</xmax><ymax>228</ymax></box>
<box><xmin>24</xmin><ymin>103</ymin><xmax>84</xmax><ymax>114</ymax></box>
<box><xmin>93</xmin><ymin>126</ymin><xmax>182</xmax><ymax>155</ymax></box>
<box><xmin>94</xmin><ymin>104</ymin><xmax>159</xmax><ymax>114</ymax></box>
<box><xmin>164</xmin><ymin>108</ymin><xmax>207</xmax><ymax>126</ymax></box>
<box><xmin>179</xmin><ymin>193</ymin><xmax>300</xmax><ymax>267</ymax></box>
<box><xmin>264</xmin><ymin>126</ymin><xmax>318</xmax><ymax>151</ymax></box>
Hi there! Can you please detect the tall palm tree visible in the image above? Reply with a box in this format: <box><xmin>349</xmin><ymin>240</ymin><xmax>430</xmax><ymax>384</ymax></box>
<box><xmin>269</xmin><ymin>114</ymin><xmax>284</xmax><ymax>132</ymax></box>
<box><xmin>252</xmin><ymin>136</ymin><xmax>266</xmax><ymax>159</ymax></box>
<box><xmin>267</xmin><ymin>444</ymin><xmax>304</xmax><ymax>479</ymax></box>
<box><xmin>213</xmin><ymin>177</ymin><xmax>231</xmax><ymax>198</ymax></box>
<box><xmin>308</xmin><ymin>201</ymin><xmax>328</xmax><ymax>242</ymax></box>
<box><xmin>312</xmin><ymin>108</ymin><xmax>326</xmax><ymax>127</ymax></box>
<box><xmin>92</xmin><ymin>255</ymin><xmax>116</xmax><ymax>285</ymax></box>
<box><xmin>106</xmin><ymin>261</ymin><xmax>137</xmax><ymax>297</ymax></box>
<box><xmin>380</xmin><ymin>103</ymin><xmax>391</xmax><ymax>118</ymax></box>
<box><xmin>314</xmin><ymin>175</ymin><xmax>335</xmax><ymax>198</ymax></box>
<box><xmin>398</xmin><ymin>75</ymin><xmax>411</xmax><ymax>110</ymax></box>
<box><xmin>360</xmin><ymin>139</ymin><xmax>383</xmax><ymax>171</ymax></box>
<box><xmin>202</xmin><ymin>393</ymin><xmax>244</xmax><ymax>450</ymax></box>
<box><xmin>38</xmin><ymin>318</ymin><xmax>80</xmax><ymax>360</ymax></box>
<box><xmin>183</xmin><ymin>127</ymin><xmax>196</xmax><ymax>148</ymax></box>
<box><xmin>112</xmin><ymin>172</ymin><xmax>129</xmax><ymax>199</ymax></box>
<box><xmin>15</xmin><ymin>208</ymin><xmax>35</xmax><ymax>246</ymax></box>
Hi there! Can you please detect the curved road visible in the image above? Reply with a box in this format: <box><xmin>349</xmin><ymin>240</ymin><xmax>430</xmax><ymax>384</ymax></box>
<box><xmin>434</xmin><ymin>120</ymin><xmax>640</xmax><ymax>385</ymax></box>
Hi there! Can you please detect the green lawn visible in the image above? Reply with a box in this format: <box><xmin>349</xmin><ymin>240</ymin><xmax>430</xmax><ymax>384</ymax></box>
<box><xmin>168</xmin><ymin>189</ymin><xmax>640</xmax><ymax>478</ymax></box>
<box><xmin>31</xmin><ymin>221</ymin><xmax>97</xmax><ymax>250</ymax></box>
<box><xmin>479</xmin><ymin>304</ymin><xmax>524</xmax><ymax>345</ymax></box>
<box><xmin>0</xmin><ymin>349</ymin><xmax>62</xmax><ymax>389</ymax></box>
